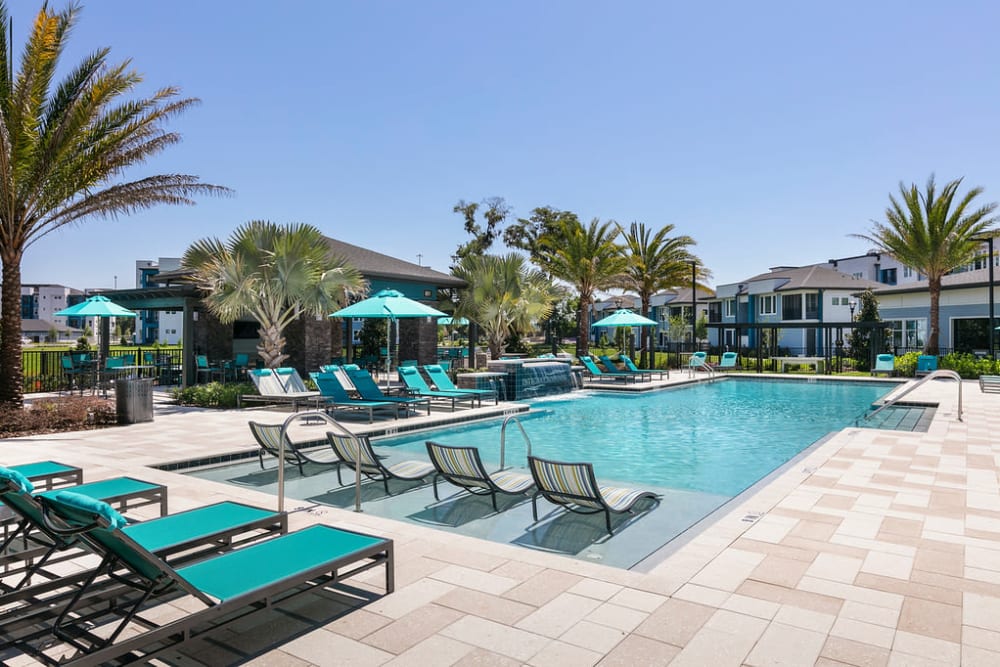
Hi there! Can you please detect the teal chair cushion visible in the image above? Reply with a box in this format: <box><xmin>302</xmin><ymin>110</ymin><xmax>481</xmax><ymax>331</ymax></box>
<box><xmin>0</xmin><ymin>466</ymin><xmax>34</xmax><ymax>494</ymax></box>
<box><xmin>48</xmin><ymin>490</ymin><xmax>128</xmax><ymax>529</ymax></box>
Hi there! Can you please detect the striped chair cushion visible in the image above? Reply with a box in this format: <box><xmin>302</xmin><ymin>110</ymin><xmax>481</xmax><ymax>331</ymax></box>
<box><xmin>327</xmin><ymin>433</ymin><xmax>381</xmax><ymax>473</ymax></box>
<box><xmin>598</xmin><ymin>485</ymin><xmax>651</xmax><ymax>512</ymax></box>
<box><xmin>430</xmin><ymin>445</ymin><xmax>491</xmax><ymax>490</ymax></box>
<box><xmin>532</xmin><ymin>459</ymin><xmax>604</xmax><ymax>510</ymax></box>
<box><xmin>489</xmin><ymin>470</ymin><xmax>534</xmax><ymax>494</ymax></box>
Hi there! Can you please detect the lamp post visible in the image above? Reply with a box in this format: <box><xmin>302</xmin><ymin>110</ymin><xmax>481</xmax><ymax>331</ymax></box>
<box><xmin>848</xmin><ymin>299</ymin><xmax>857</xmax><ymax>321</ymax></box>
<box><xmin>690</xmin><ymin>261</ymin><xmax>698</xmax><ymax>352</ymax></box>
<box><xmin>976</xmin><ymin>235</ymin><xmax>996</xmax><ymax>359</ymax></box>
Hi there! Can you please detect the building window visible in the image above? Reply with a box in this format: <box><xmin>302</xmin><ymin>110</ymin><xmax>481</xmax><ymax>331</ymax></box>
<box><xmin>885</xmin><ymin>319</ymin><xmax>926</xmax><ymax>351</ymax></box>
<box><xmin>879</xmin><ymin>268</ymin><xmax>897</xmax><ymax>285</ymax></box>
<box><xmin>852</xmin><ymin>272</ymin><xmax>863</xmax><ymax>279</ymax></box>
<box><xmin>782</xmin><ymin>294</ymin><xmax>802</xmax><ymax>320</ymax></box>
<box><xmin>724</xmin><ymin>299</ymin><xmax>735</xmax><ymax>317</ymax></box>
<box><xmin>903</xmin><ymin>266</ymin><xmax>913</xmax><ymax>278</ymax></box>
<box><xmin>805</xmin><ymin>293</ymin><xmax>819</xmax><ymax>319</ymax></box>
<box><xmin>759</xmin><ymin>295</ymin><xmax>776</xmax><ymax>315</ymax></box>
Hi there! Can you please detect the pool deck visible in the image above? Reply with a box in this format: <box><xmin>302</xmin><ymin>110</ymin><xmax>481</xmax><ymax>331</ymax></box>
<box><xmin>3</xmin><ymin>373</ymin><xmax>996</xmax><ymax>665</ymax></box>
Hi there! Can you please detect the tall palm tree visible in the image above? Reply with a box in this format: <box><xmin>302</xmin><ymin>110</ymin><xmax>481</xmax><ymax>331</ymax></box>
<box><xmin>618</xmin><ymin>222</ymin><xmax>702</xmax><ymax>368</ymax></box>
<box><xmin>854</xmin><ymin>175</ymin><xmax>997</xmax><ymax>354</ymax></box>
<box><xmin>0</xmin><ymin>2</ymin><xmax>229</xmax><ymax>407</ymax></box>
<box><xmin>452</xmin><ymin>253</ymin><xmax>559</xmax><ymax>359</ymax></box>
<box><xmin>182</xmin><ymin>222</ymin><xmax>364</xmax><ymax>368</ymax></box>
<box><xmin>535</xmin><ymin>218</ymin><xmax>626</xmax><ymax>357</ymax></box>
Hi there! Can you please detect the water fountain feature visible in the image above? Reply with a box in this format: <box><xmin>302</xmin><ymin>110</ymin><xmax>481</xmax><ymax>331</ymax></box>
<box><xmin>485</xmin><ymin>358</ymin><xmax>577</xmax><ymax>400</ymax></box>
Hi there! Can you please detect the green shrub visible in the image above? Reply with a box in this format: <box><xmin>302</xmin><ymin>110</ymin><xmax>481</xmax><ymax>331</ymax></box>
<box><xmin>939</xmin><ymin>353</ymin><xmax>999</xmax><ymax>379</ymax></box>
<box><xmin>894</xmin><ymin>351</ymin><xmax>920</xmax><ymax>377</ymax></box>
<box><xmin>171</xmin><ymin>382</ymin><xmax>256</xmax><ymax>408</ymax></box>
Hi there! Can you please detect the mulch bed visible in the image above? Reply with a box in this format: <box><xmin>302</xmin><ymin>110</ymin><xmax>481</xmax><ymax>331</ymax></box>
<box><xmin>0</xmin><ymin>396</ymin><xmax>117</xmax><ymax>439</ymax></box>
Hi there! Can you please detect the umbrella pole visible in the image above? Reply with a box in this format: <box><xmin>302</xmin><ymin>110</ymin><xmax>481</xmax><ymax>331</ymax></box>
<box><xmin>385</xmin><ymin>318</ymin><xmax>392</xmax><ymax>390</ymax></box>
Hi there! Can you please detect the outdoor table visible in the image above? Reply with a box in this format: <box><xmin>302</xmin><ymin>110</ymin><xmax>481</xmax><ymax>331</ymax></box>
<box><xmin>771</xmin><ymin>356</ymin><xmax>825</xmax><ymax>374</ymax></box>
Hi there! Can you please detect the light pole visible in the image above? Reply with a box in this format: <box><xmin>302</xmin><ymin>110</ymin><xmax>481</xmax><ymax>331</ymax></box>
<box><xmin>690</xmin><ymin>261</ymin><xmax>697</xmax><ymax>352</ymax></box>
<box><xmin>848</xmin><ymin>299</ymin><xmax>857</xmax><ymax>321</ymax></box>
<box><xmin>974</xmin><ymin>235</ymin><xmax>995</xmax><ymax>359</ymax></box>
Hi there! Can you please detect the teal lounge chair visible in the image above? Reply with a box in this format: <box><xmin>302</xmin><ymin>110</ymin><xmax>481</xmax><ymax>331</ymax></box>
<box><xmin>249</xmin><ymin>421</ymin><xmax>340</xmax><ymax>475</ymax></box>
<box><xmin>310</xmin><ymin>372</ymin><xmax>399</xmax><ymax>422</ymax></box>
<box><xmin>423</xmin><ymin>364</ymin><xmax>498</xmax><ymax>404</ymax></box>
<box><xmin>980</xmin><ymin>375</ymin><xmax>1000</xmax><ymax>393</ymax></box>
<box><xmin>717</xmin><ymin>351</ymin><xmax>739</xmax><ymax>371</ymax></box>
<box><xmin>618</xmin><ymin>354</ymin><xmax>668</xmax><ymax>379</ymax></box>
<box><xmin>526</xmin><ymin>456</ymin><xmax>659</xmax><ymax>535</ymax></box>
<box><xmin>345</xmin><ymin>367</ymin><xmax>432</xmax><ymax>415</ymax></box>
<box><xmin>0</xmin><ymin>467</ymin><xmax>285</xmax><ymax>608</ymax></box>
<box><xmin>31</xmin><ymin>491</ymin><xmax>392</xmax><ymax>665</ymax></box>
<box><xmin>915</xmin><ymin>355</ymin><xmax>938</xmax><ymax>377</ymax></box>
<box><xmin>326</xmin><ymin>431</ymin><xmax>435</xmax><ymax>494</ymax></box>
<box><xmin>10</xmin><ymin>460</ymin><xmax>83</xmax><ymax>489</ymax></box>
<box><xmin>578</xmin><ymin>355</ymin><xmax>634</xmax><ymax>383</ymax></box>
<box><xmin>425</xmin><ymin>441</ymin><xmax>534</xmax><ymax>510</ymax></box>
<box><xmin>397</xmin><ymin>366</ymin><xmax>476</xmax><ymax>410</ymax></box>
<box><xmin>871</xmin><ymin>354</ymin><xmax>895</xmax><ymax>376</ymax></box>
<box><xmin>598</xmin><ymin>355</ymin><xmax>652</xmax><ymax>381</ymax></box>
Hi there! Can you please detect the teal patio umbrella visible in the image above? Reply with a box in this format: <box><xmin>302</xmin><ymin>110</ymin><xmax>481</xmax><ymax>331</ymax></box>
<box><xmin>437</xmin><ymin>316</ymin><xmax>469</xmax><ymax>326</ymax></box>
<box><xmin>590</xmin><ymin>308</ymin><xmax>658</xmax><ymax>328</ymax></box>
<box><xmin>55</xmin><ymin>295</ymin><xmax>137</xmax><ymax>364</ymax></box>
<box><xmin>331</xmin><ymin>289</ymin><xmax>447</xmax><ymax>384</ymax></box>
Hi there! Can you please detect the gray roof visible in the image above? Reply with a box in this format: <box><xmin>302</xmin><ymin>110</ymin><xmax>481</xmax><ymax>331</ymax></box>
<box><xmin>741</xmin><ymin>265</ymin><xmax>883</xmax><ymax>291</ymax></box>
<box><xmin>21</xmin><ymin>319</ymin><xmax>78</xmax><ymax>333</ymax></box>
<box><xmin>324</xmin><ymin>237</ymin><xmax>464</xmax><ymax>287</ymax></box>
<box><xmin>874</xmin><ymin>266</ymin><xmax>994</xmax><ymax>294</ymax></box>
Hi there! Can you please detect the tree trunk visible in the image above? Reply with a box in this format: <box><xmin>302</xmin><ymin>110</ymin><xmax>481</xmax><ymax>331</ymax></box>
<box><xmin>257</xmin><ymin>323</ymin><xmax>287</xmax><ymax>369</ymax></box>
<box><xmin>0</xmin><ymin>252</ymin><xmax>24</xmax><ymax>407</ymax></box>
<box><xmin>926</xmin><ymin>276</ymin><xmax>941</xmax><ymax>355</ymax></box>
<box><xmin>576</xmin><ymin>296</ymin><xmax>590</xmax><ymax>357</ymax></box>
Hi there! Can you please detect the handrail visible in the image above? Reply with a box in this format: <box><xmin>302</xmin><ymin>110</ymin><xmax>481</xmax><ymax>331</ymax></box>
<box><xmin>863</xmin><ymin>369</ymin><xmax>963</xmax><ymax>423</ymax></box>
<box><xmin>688</xmin><ymin>356</ymin><xmax>717</xmax><ymax>380</ymax></box>
<box><xmin>278</xmin><ymin>410</ymin><xmax>366</xmax><ymax>514</ymax></box>
<box><xmin>499</xmin><ymin>415</ymin><xmax>532</xmax><ymax>470</ymax></box>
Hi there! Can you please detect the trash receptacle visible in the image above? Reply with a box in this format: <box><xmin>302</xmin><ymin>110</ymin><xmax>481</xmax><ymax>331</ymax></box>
<box><xmin>116</xmin><ymin>378</ymin><xmax>154</xmax><ymax>424</ymax></box>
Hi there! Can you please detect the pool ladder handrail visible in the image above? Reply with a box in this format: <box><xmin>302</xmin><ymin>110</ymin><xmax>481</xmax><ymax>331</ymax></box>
<box><xmin>499</xmin><ymin>414</ymin><xmax>532</xmax><ymax>470</ymax></box>
<box><xmin>688</xmin><ymin>356</ymin><xmax>717</xmax><ymax>380</ymax></box>
<box><xmin>863</xmin><ymin>369</ymin><xmax>963</xmax><ymax>423</ymax></box>
<box><xmin>277</xmin><ymin>410</ymin><xmax>367</xmax><ymax>514</ymax></box>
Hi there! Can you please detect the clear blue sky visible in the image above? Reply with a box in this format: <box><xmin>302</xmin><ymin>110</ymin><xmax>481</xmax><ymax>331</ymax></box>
<box><xmin>14</xmin><ymin>1</ymin><xmax>1000</xmax><ymax>292</ymax></box>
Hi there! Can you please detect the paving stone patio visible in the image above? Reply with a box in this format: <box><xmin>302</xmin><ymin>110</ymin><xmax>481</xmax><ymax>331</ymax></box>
<box><xmin>1</xmin><ymin>374</ymin><xmax>991</xmax><ymax>666</ymax></box>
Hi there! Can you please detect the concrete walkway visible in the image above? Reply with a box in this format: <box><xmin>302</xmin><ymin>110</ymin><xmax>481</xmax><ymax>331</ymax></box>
<box><xmin>2</xmin><ymin>375</ymin><xmax>995</xmax><ymax>666</ymax></box>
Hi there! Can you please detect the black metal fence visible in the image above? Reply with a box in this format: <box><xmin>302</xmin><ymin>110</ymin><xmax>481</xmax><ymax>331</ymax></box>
<box><xmin>20</xmin><ymin>347</ymin><xmax>183</xmax><ymax>394</ymax></box>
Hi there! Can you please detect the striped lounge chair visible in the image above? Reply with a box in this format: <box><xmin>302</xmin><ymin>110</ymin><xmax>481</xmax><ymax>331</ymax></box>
<box><xmin>527</xmin><ymin>456</ymin><xmax>660</xmax><ymax>535</ymax></box>
<box><xmin>326</xmin><ymin>431</ymin><xmax>434</xmax><ymax>494</ymax></box>
<box><xmin>424</xmin><ymin>441</ymin><xmax>534</xmax><ymax>510</ymax></box>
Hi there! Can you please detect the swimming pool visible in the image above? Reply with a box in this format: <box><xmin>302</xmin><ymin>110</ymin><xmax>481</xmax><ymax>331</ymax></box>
<box><xmin>374</xmin><ymin>378</ymin><xmax>892</xmax><ymax>498</ymax></box>
<box><xmin>189</xmin><ymin>377</ymin><xmax>894</xmax><ymax>569</ymax></box>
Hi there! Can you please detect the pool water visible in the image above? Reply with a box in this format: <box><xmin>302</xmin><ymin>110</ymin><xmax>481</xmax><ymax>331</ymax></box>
<box><xmin>376</xmin><ymin>378</ymin><xmax>892</xmax><ymax>498</ymax></box>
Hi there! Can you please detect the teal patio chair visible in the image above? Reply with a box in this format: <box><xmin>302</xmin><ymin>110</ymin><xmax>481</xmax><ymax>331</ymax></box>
<box><xmin>618</xmin><ymin>354</ymin><xmax>668</xmax><ymax>379</ymax></box>
<box><xmin>423</xmin><ymin>364</ymin><xmax>497</xmax><ymax>404</ymax></box>
<box><xmin>310</xmin><ymin>371</ymin><xmax>399</xmax><ymax>422</ymax></box>
<box><xmin>526</xmin><ymin>456</ymin><xmax>660</xmax><ymax>535</ymax></box>
<box><xmin>397</xmin><ymin>366</ymin><xmax>476</xmax><ymax>410</ymax></box>
<box><xmin>326</xmin><ymin>431</ymin><xmax>435</xmax><ymax>494</ymax></box>
<box><xmin>598</xmin><ymin>354</ymin><xmax>652</xmax><ymax>381</ymax></box>
<box><xmin>915</xmin><ymin>355</ymin><xmax>938</xmax><ymax>377</ymax></box>
<box><xmin>717</xmin><ymin>351</ymin><xmax>739</xmax><ymax>371</ymax></box>
<box><xmin>0</xmin><ymin>467</ymin><xmax>284</xmax><ymax>607</ymax></box>
<box><xmin>60</xmin><ymin>355</ymin><xmax>86</xmax><ymax>394</ymax></box>
<box><xmin>871</xmin><ymin>354</ymin><xmax>895</xmax><ymax>376</ymax></box>
<box><xmin>345</xmin><ymin>367</ymin><xmax>431</xmax><ymax>415</ymax></box>
<box><xmin>248</xmin><ymin>421</ymin><xmax>340</xmax><ymax>475</ymax></box>
<box><xmin>195</xmin><ymin>354</ymin><xmax>223</xmax><ymax>383</ymax></box>
<box><xmin>425</xmin><ymin>441</ymin><xmax>534</xmax><ymax>511</ymax></box>
<box><xmin>31</xmin><ymin>491</ymin><xmax>392</xmax><ymax>664</ymax></box>
<box><xmin>232</xmin><ymin>353</ymin><xmax>250</xmax><ymax>381</ymax></box>
<box><xmin>578</xmin><ymin>355</ymin><xmax>634</xmax><ymax>383</ymax></box>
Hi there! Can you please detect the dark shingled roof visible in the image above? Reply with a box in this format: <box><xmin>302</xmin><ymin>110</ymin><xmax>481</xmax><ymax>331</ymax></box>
<box><xmin>324</xmin><ymin>237</ymin><xmax>464</xmax><ymax>287</ymax></box>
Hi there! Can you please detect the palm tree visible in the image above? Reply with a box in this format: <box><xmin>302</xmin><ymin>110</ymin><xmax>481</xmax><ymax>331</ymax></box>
<box><xmin>0</xmin><ymin>2</ymin><xmax>229</xmax><ymax>407</ymax></box>
<box><xmin>182</xmin><ymin>222</ymin><xmax>364</xmax><ymax>368</ymax></box>
<box><xmin>618</xmin><ymin>222</ymin><xmax>701</xmax><ymax>368</ymax></box>
<box><xmin>854</xmin><ymin>175</ymin><xmax>997</xmax><ymax>354</ymax></box>
<box><xmin>452</xmin><ymin>253</ymin><xmax>559</xmax><ymax>359</ymax></box>
<box><xmin>535</xmin><ymin>218</ymin><xmax>626</xmax><ymax>357</ymax></box>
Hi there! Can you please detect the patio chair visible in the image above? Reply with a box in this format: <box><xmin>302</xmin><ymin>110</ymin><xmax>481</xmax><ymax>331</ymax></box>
<box><xmin>0</xmin><ymin>467</ymin><xmax>285</xmax><ymax>607</ymax></box>
<box><xmin>598</xmin><ymin>355</ymin><xmax>652</xmax><ymax>381</ymax></box>
<box><xmin>915</xmin><ymin>355</ymin><xmax>938</xmax><ymax>377</ymax></box>
<box><xmin>309</xmin><ymin>371</ymin><xmax>400</xmax><ymax>422</ymax></box>
<box><xmin>320</xmin><ymin>364</ymin><xmax>360</xmax><ymax>395</ymax></box>
<box><xmin>60</xmin><ymin>355</ymin><xmax>87</xmax><ymax>394</ymax></box>
<box><xmin>871</xmin><ymin>354</ymin><xmax>895</xmax><ymax>376</ymax></box>
<box><xmin>424</xmin><ymin>441</ymin><xmax>534</xmax><ymax>510</ymax></box>
<box><xmin>717</xmin><ymin>351</ymin><xmax>739</xmax><ymax>371</ymax></box>
<box><xmin>326</xmin><ymin>431</ymin><xmax>435</xmax><ymax>494</ymax></box>
<box><xmin>578</xmin><ymin>355</ymin><xmax>634</xmax><ymax>383</ymax></box>
<box><xmin>31</xmin><ymin>490</ymin><xmax>392</xmax><ymax>665</ymax></box>
<box><xmin>345</xmin><ymin>367</ymin><xmax>432</xmax><ymax>415</ymax></box>
<box><xmin>526</xmin><ymin>455</ymin><xmax>660</xmax><ymax>535</ymax></box>
<box><xmin>243</xmin><ymin>369</ymin><xmax>322</xmax><ymax>411</ymax></box>
<box><xmin>231</xmin><ymin>353</ymin><xmax>250</xmax><ymax>381</ymax></box>
<box><xmin>980</xmin><ymin>375</ymin><xmax>1000</xmax><ymax>393</ymax></box>
<box><xmin>397</xmin><ymin>366</ymin><xmax>476</xmax><ymax>410</ymax></box>
<box><xmin>274</xmin><ymin>367</ymin><xmax>319</xmax><ymax>395</ymax></box>
<box><xmin>423</xmin><ymin>364</ymin><xmax>497</xmax><ymax>404</ymax></box>
<box><xmin>248</xmin><ymin>421</ymin><xmax>340</xmax><ymax>475</ymax></box>
<box><xmin>618</xmin><ymin>353</ymin><xmax>668</xmax><ymax>379</ymax></box>
<box><xmin>195</xmin><ymin>354</ymin><xmax>223</xmax><ymax>383</ymax></box>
